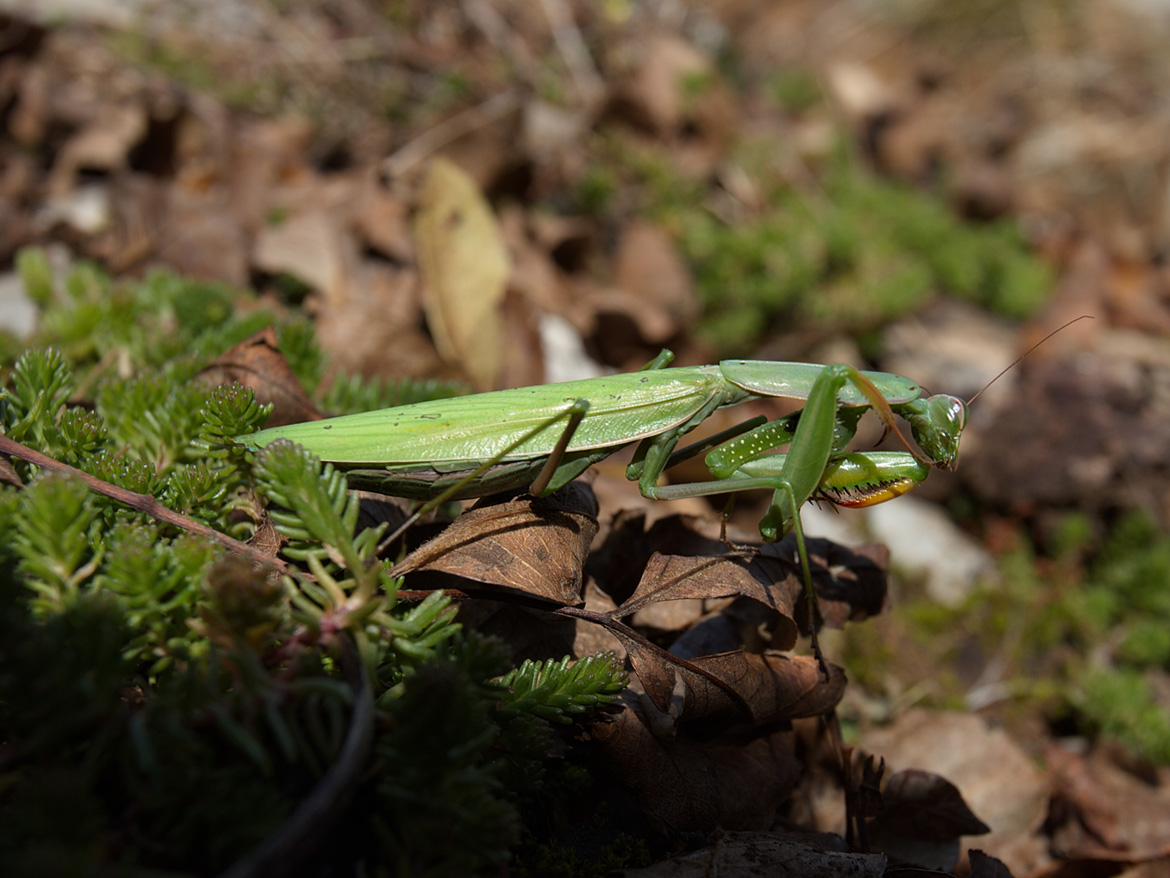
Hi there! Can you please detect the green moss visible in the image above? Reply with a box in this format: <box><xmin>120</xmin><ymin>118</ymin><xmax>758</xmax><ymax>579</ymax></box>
<box><xmin>1078</xmin><ymin>669</ymin><xmax>1170</xmax><ymax>764</ymax></box>
<box><xmin>768</xmin><ymin>69</ymin><xmax>824</xmax><ymax>113</ymax></box>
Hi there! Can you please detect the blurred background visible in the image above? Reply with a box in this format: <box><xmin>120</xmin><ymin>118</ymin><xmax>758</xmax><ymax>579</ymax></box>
<box><xmin>2</xmin><ymin>0</ymin><xmax>1170</xmax><ymax>871</ymax></box>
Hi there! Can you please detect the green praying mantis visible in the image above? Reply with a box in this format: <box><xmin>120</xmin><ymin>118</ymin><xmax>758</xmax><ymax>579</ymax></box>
<box><xmin>244</xmin><ymin>348</ymin><xmax>974</xmax><ymax>664</ymax></box>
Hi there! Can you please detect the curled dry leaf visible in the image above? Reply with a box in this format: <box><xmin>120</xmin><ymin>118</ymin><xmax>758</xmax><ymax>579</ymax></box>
<box><xmin>862</xmin><ymin>708</ymin><xmax>1049</xmax><ymax>873</ymax></box>
<box><xmin>592</xmin><ymin>692</ymin><xmax>803</xmax><ymax>833</ymax></box>
<box><xmin>704</xmin><ymin>651</ymin><xmax>846</xmax><ymax>723</ymax></box>
<box><xmin>612</xmin><ymin>630</ymin><xmax>845</xmax><ymax>725</ymax></box>
<box><xmin>615</xmin><ymin>551</ymin><xmax>800</xmax><ymax>650</ymax></box>
<box><xmin>593</xmin><ymin>513</ymin><xmax>889</xmax><ymax>633</ymax></box>
<box><xmin>196</xmin><ymin>327</ymin><xmax>322</xmax><ymax>427</ymax></box>
<box><xmin>868</xmin><ymin>769</ymin><xmax>992</xmax><ymax>873</ymax></box>
<box><xmin>876</xmin><ymin>769</ymin><xmax>992</xmax><ymax>840</ymax></box>
<box><xmin>389</xmin><ymin>483</ymin><xmax>598</xmax><ymax>605</ymax></box>
<box><xmin>799</xmin><ymin>538</ymin><xmax>889</xmax><ymax>628</ymax></box>
<box><xmin>611</xmin><ymin>221</ymin><xmax>701</xmax><ymax>343</ymax></box>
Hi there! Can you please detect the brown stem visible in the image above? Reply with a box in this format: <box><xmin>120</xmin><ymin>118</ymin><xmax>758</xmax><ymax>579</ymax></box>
<box><xmin>0</xmin><ymin>433</ymin><xmax>286</xmax><ymax>572</ymax></box>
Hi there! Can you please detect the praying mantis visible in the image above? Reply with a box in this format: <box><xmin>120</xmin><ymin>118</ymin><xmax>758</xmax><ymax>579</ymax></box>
<box><xmin>243</xmin><ymin>350</ymin><xmax>969</xmax><ymax>663</ymax></box>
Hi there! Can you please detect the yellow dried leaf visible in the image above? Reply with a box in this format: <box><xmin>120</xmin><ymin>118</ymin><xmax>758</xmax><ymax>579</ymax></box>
<box><xmin>414</xmin><ymin>157</ymin><xmax>509</xmax><ymax>389</ymax></box>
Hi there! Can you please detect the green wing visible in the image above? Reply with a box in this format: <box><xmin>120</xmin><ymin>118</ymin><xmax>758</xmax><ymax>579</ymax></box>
<box><xmin>245</xmin><ymin>367</ymin><xmax>731</xmax><ymax>465</ymax></box>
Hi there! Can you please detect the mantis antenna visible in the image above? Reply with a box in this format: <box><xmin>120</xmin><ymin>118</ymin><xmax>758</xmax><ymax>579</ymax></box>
<box><xmin>966</xmin><ymin>314</ymin><xmax>1094</xmax><ymax>408</ymax></box>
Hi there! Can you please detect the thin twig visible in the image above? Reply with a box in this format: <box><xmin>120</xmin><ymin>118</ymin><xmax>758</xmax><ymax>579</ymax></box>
<box><xmin>0</xmin><ymin>434</ymin><xmax>287</xmax><ymax>573</ymax></box>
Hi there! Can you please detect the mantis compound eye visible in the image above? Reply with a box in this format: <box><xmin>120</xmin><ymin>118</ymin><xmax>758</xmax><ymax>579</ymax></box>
<box><xmin>946</xmin><ymin>397</ymin><xmax>968</xmax><ymax>431</ymax></box>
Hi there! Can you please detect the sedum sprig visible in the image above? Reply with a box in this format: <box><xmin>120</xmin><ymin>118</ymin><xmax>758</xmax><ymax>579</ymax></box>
<box><xmin>2</xmin><ymin>347</ymin><xmax>74</xmax><ymax>452</ymax></box>
<box><xmin>498</xmin><ymin>653</ymin><xmax>627</xmax><ymax>724</ymax></box>
<box><xmin>11</xmin><ymin>473</ymin><xmax>103</xmax><ymax>614</ymax></box>
<box><xmin>249</xmin><ymin>440</ymin><xmax>461</xmax><ymax>669</ymax></box>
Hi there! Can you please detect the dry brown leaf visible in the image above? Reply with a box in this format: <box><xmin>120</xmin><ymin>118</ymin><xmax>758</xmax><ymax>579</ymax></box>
<box><xmin>7</xmin><ymin>54</ymin><xmax>50</xmax><ymax>147</ymax></box>
<box><xmin>196</xmin><ymin>327</ymin><xmax>322</xmax><ymax>427</ymax></box>
<box><xmin>877</xmin><ymin>769</ymin><xmax>992</xmax><ymax>839</ymax></box>
<box><xmin>739</xmin><ymin>651</ymin><xmax>847</xmax><ymax>721</ymax></box>
<box><xmin>226</xmin><ymin>115</ymin><xmax>316</xmax><ymax>235</ymax></box>
<box><xmin>868</xmin><ymin>770</ymin><xmax>991</xmax><ymax>872</ymax></box>
<box><xmin>595</xmin><ymin>518</ymin><xmax>888</xmax><ymax>650</ymax></box>
<box><xmin>611</xmin><ymin>627</ymin><xmax>844</xmax><ymax>726</ymax></box>
<box><xmin>495</xmin><ymin>285</ymin><xmax>547</xmax><ymax>392</ymax></box>
<box><xmin>414</xmin><ymin>157</ymin><xmax>509</xmax><ymax>390</ymax></box>
<box><xmin>613</xmin><ymin>631</ymin><xmax>747</xmax><ymax>723</ymax></box>
<box><xmin>310</xmin><ymin>260</ymin><xmax>441</xmax><ymax>380</ymax></box>
<box><xmin>590</xmin><ymin>510</ymin><xmax>725</xmax><ymax>603</ymax></box>
<box><xmin>612</xmin><ymin>221</ymin><xmax>700</xmax><ymax>344</ymax></box>
<box><xmin>353</xmin><ymin>184</ymin><xmax>414</xmax><ymax>263</ymax></box>
<box><xmin>390</xmin><ymin>484</ymin><xmax>598</xmax><ymax>605</ymax></box>
<box><xmin>594</xmin><ymin>514</ymin><xmax>889</xmax><ymax>630</ymax></box>
<box><xmin>47</xmin><ymin>103</ymin><xmax>146</xmax><ymax>194</ymax></box>
<box><xmin>665</xmin><ymin>606</ymin><xmax>747</xmax><ymax>656</ymax></box>
<box><xmin>1045</xmin><ymin>745</ymin><xmax>1170</xmax><ymax>864</ymax></box>
<box><xmin>253</xmin><ymin>208</ymin><xmax>348</xmax><ymax>301</ymax></box>
<box><xmin>615</xmin><ymin>551</ymin><xmax>799</xmax><ymax>650</ymax></box>
<box><xmin>498</xmin><ymin>205</ymin><xmax>571</xmax><ymax>318</ymax></box>
<box><xmin>572</xmin><ymin>579</ymin><xmax>628</xmax><ymax>660</ymax></box>
<box><xmin>616</xmin><ymin>32</ymin><xmax>713</xmax><ymax>136</ymax></box>
<box><xmin>154</xmin><ymin>181</ymin><xmax>250</xmax><ymax>285</ymax></box>
<box><xmin>685</xmin><ymin>650</ymin><xmax>845</xmax><ymax>724</ymax></box>
<box><xmin>592</xmin><ymin>693</ymin><xmax>803</xmax><ymax>833</ymax></box>
<box><xmin>800</xmin><ymin>538</ymin><xmax>889</xmax><ymax>628</ymax></box>
<box><xmin>581</xmin><ymin>285</ymin><xmax>682</xmax><ymax>364</ymax></box>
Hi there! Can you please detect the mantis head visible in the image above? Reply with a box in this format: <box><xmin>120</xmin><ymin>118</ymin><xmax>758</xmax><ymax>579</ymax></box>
<box><xmin>896</xmin><ymin>393</ymin><xmax>968</xmax><ymax>471</ymax></box>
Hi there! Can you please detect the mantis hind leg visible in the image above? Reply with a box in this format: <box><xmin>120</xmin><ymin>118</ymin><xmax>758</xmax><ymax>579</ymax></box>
<box><xmin>379</xmin><ymin>399</ymin><xmax>591</xmax><ymax>550</ymax></box>
<box><xmin>639</xmin><ymin>349</ymin><xmax>675</xmax><ymax>371</ymax></box>
<box><xmin>528</xmin><ymin>400</ymin><xmax>591</xmax><ymax>495</ymax></box>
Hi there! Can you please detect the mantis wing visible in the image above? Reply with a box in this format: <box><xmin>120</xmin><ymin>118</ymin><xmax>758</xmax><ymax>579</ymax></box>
<box><xmin>246</xmin><ymin>366</ymin><xmax>737</xmax><ymax>465</ymax></box>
